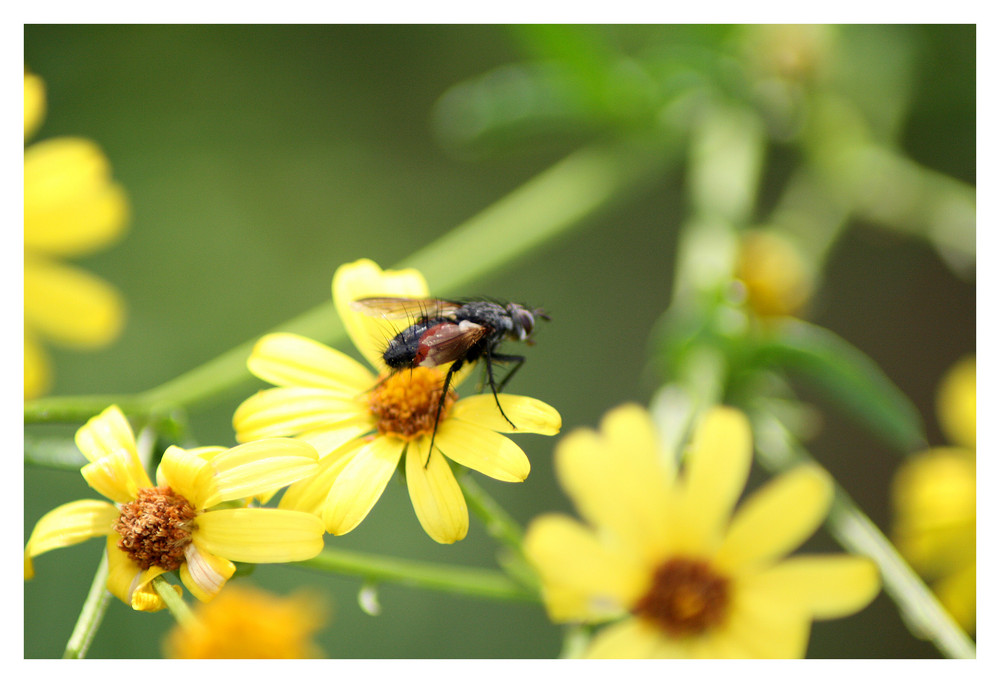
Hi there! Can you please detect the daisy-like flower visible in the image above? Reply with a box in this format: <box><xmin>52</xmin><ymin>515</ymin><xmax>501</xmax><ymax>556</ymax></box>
<box><xmin>24</xmin><ymin>406</ymin><xmax>325</xmax><ymax>611</ymax></box>
<box><xmin>233</xmin><ymin>258</ymin><xmax>561</xmax><ymax>544</ymax></box>
<box><xmin>524</xmin><ymin>404</ymin><xmax>880</xmax><ymax>658</ymax></box>
<box><xmin>163</xmin><ymin>583</ymin><xmax>327</xmax><ymax>658</ymax></box>
<box><xmin>892</xmin><ymin>355</ymin><xmax>976</xmax><ymax>632</ymax></box>
<box><xmin>24</xmin><ymin>69</ymin><xmax>130</xmax><ymax>399</ymax></box>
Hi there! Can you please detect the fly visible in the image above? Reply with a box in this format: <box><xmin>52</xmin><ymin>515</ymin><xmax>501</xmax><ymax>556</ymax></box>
<box><xmin>351</xmin><ymin>297</ymin><xmax>549</xmax><ymax>465</ymax></box>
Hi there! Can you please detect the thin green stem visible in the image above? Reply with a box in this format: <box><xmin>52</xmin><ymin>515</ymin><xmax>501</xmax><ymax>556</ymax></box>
<box><xmin>62</xmin><ymin>551</ymin><xmax>111</xmax><ymax>659</ymax></box>
<box><xmin>751</xmin><ymin>408</ymin><xmax>976</xmax><ymax>659</ymax></box>
<box><xmin>296</xmin><ymin>546</ymin><xmax>538</xmax><ymax>603</ymax></box>
<box><xmin>152</xmin><ymin>575</ymin><xmax>196</xmax><ymax>627</ymax></box>
<box><xmin>458</xmin><ymin>472</ymin><xmax>525</xmax><ymax>551</ymax></box>
<box><xmin>24</xmin><ymin>137</ymin><xmax>674</xmax><ymax>427</ymax></box>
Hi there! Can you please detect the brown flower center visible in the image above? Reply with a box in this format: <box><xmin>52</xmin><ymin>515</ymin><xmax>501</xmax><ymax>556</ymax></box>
<box><xmin>368</xmin><ymin>367</ymin><xmax>456</xmax><ymax>439</ymax></box>
<box><xmin>632</xmin><ymin>558</ymin><xmax>730</xmax><ymax>637</ymax></box>
<box><xmin>113</xmin><ymin>486</ymin><xmax>198</xmax><ymax>571</ymax></box>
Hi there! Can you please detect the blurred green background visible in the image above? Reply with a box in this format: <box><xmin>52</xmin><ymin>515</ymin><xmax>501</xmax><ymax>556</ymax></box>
<box><xmin>24</xmin><ymin>25</ymin><xmax>974</xmax><ymax>658</ymax></box>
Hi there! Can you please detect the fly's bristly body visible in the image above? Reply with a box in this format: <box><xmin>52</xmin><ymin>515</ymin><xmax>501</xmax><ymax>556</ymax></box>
<box><xmin>350</xmin><ymin>297</ymin><xmax>548</xmax><ymax>464</ymax></box>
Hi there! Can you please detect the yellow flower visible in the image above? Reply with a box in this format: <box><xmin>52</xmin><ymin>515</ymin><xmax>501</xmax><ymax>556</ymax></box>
<box><xmin>524</xmin><ymin>404</ymin><xmax>880</xmax><ymax>658</ymax></box>
<box><xmin>24</xmin><ymin>69</ymin><xmax>130</xmax><ymax>399</ymax></box>
<box><xmin>735</xmin><ymin>230</ymin><xmax>814</xmax><ymax>318</ymax></box>
<box><xmin>892</xmin><ymin>356</ymin><xmax>976</xmax><ymax>632</ymax></box>
<box><xmin>233</xmin><ymin>258</ymin><xmax>561</xmax><ymax>544</ymax></box>
<box><xmin>24</xmin><ymin>406</ymin><xmax>325</xmax><ymax>611</ymax></box>
<box><xmin>163</xmin><ymin>583</ymin><xmax>327</xmax><ymax>658</ymax></box>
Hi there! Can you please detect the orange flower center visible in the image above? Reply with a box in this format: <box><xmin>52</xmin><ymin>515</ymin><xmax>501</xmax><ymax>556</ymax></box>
<box><xmin>113</xmin><ymin>486</ymin><xmax>198</xmax><ymax>571</ymax></box>
<box><xmin>368</xmin><ymin>367</ymin><xmax>456</xmax><ymax>440</ymax></box>
<box><xmin>632</xmin><ymin>558</ymin><xmax>730</xmax><ymax>637</ymax></box>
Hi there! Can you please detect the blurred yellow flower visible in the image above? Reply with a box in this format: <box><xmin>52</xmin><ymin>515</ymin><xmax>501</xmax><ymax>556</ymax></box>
<box><xmin>233</xmin><ymin>258</ymin><xmax>561</xmax><ymax>544</ymax></box>
<box><xmin>524</xmin><ymin>404</ymin><xmax>880</xmax><ymax>658</ymax></box>
<box><xmin>24</xmin><ymin>406</ymin><xmax>325</xmax><ymax>611</ymax></box>
<box><xmin>23</xmin><ymin>69</ymin><xmax>130</xmax><ymax>399</ymax></box>
<box><xmin>735</xmin><ymin>229</ymin><xmax>814</xmax><ymax>318</ymax></box>
<box><xmin>163</xmin><ymin>583</ymin><xmax>327</xmax><ymax>658</ymax></box>
<box><xmin>892</xmin><ymin>356</ymin><xmax>976</xmax><ymax>633</ymax></box>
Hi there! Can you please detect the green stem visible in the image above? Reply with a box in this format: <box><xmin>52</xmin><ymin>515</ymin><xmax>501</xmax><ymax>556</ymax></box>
<box><xmin>458</xmin><ymin>472</ymin><xmax>525</xmax><ymax>551</ymax></box>
<box><xmin>24</xmin><ymin>137</ymin><xmax>673</xmax><ymax>427</ymax></box>
<box><xmin>296</xmin><ymin>547</ymin><xmax>538</xmax><ymax>603</ymax></box>
<box><xmin>152</xmin><ymin>575</ymin><xmax>196</xmax><ymax>627</ymax></box>
<box><xmin>751</xmin><ymin>408</ymin><xmax>976</xmax><ymax>659</ymax></box>
<box><xmin>62</xmin><ymin>551</ymin><xmax>111</xmax><ymax>659</ymax></box>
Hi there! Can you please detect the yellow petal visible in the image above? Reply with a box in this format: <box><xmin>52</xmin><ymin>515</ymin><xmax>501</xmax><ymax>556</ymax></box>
<box><xmin>584</xmin><ymin>618</ymin><xmax>677</xmax><ymax>658</ymax></box>
<box><xmin>322</xmin><ymin>436</ymin><xmax>402</xmax><ymax>534</ymax></box>
<box><xmin>674</xmin><ymin>406</ymin><xmax>753</xmax><ymax>555</ymax></box>
<box><xmin>448</xmin><ymin>393</ymin><xmax>562</xmax><ymax>435</ymax></box>
<box><xmin>205</xmin><ymin>438</ymin><xmax>319</xmax><ymax>505</ymax></box>
<box><xmin>233</xmin><ymin>386</ymin><xmax>370</xmax><ymax>442</ymax></box>
<box><xmin>24</xmin><ymin>137</ymin><xmax>128</xmax><ymax>257</ymax></box>
<box><xmin>721</xmin><ymin>581</ymin><xmax>812</xmax><ymax>658</ymax></box>
<box><xmin>741</xmin><ymin>555</ymin><xmax>880</xmax><ymax>620</ymax></box>
<box><xmin>105</xmin><ymin>537</ymin><xmax>174</xmax><ymax>612</ymax></box>
<box><xmin>934</xmin><ymin>561</ymin><xmax>976</xmax><ymax>633</ymax></box>
<box><xmin>280</xmin><ymin>439</ymin><xmax>367</xmax><ymax>515</ymax></box>
<box><xmin>179</xmin><ymin>541</ymin><xmax>236</xmax><ymax>602</ymax></box>
<box><xmin>433</xmin><ymin>419</ymin><xmax>530</xmax><ymax>482</ymax></box>
<box><xmin>404</xmin><ymin>440</ymin><xmax>468</xmax><ymax>543</ymax></box>
<box><xmin>23</xmin><ymin>333</ymin><xmax>51</xmax><ymax>400</ymax></box>
<box><xmin>156</xmin><ymin>445</ymin><xmax>218</xmax><ymax>510</ymax></box>
<box><xmin>75</xmin><ymin>405</ymin><xmax>140</xmax><ymax>464</ymax></box>
<box><xmin>524</xmin><ymin>513</ymin><xmax>646</xmax><ymax>623</ymax></box>
<box><xmin>24</xmin><ymin>256</ymin><xmax>125</xmax><ymax>348</ymax></box>
<box><xmin>24</xmin><ymin>499</ymin><xmax>119</xmax><ymax>578</ymax></box>
<box><xmin>332</xmin><ymin>258</ymin><xmax>429</xmax><ymax>370</ymax></box>
<box><xmin>246</xmin><ymin>332</ymin><xmax>375</xmax><ymax>391</ymax></box>
<box><xmin>553</xmin><ymin>405</ymin><xmax>673</xmax><ymax>563</ymax></box>
<box><xmin>715</xmin><ymin>464</ymin><xmax>833</xmax><ymax>573</ymax></box>
<box><xmin>24</xmin><ymin>70</ymin><xmax>45</xmax><ymax>140</ymax></box>
<box><xmin>194</xmin><ymin>508</ymin><xmax>325</xmax><ymax>563</ymax></box>
<box><xmin>936</xmin><ymin>355</ymin><xmax>975</xmax><ymax>450</ymax></box>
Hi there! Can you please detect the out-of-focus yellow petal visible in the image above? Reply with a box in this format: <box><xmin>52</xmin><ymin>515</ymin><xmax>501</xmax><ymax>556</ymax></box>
<box><xmin>194</xmin><ymin>508</ymin><xmax>325</xmax><ymax>563</ymax></box>
<box><xmin>674</xmin><ymin>407</ymin><xmax>753</xmax><ymax>556</ymax></box>
<box><xmin>23</xmin><ymin>333</ymin><xmax>51</xmax><ymax>400</ymax></box>
<box><xmin>180</xmin><ymin>541</ymin><xmax>236</xmax><ymax>602</ymax></box>
<box><xmin>584</xmin><ymin>618</ymin><xmax>675</xmax><ymax>658</ymax></box>
<box><xmin>554</xmin><ymin>405</ymin><xmax>673</xmax><ymax>564</ymax></box>
<box><xmin>233</xmin><ymin>386</ymin><xmax>370</xmax><ymax>442</ymax></box>
<box><xmin>936</xmin><ymin>356</ymin><xmax>976</xmax><ymax>450</ymax></box>
<box><xmin>280</xmin><ymin>439</ymin><xmax>366</xmax><ymax>515</ymax></box>
<box><xmin>322</xmin><ymin>436</ymin><xmax>402</xmax><ymax>535</ymax></box>
<box><xmin>157</xmin><ymin>445</ymin><xmax>218</xmax><ymax>510</ymax></box>
<box><xmin>24</xmin><ymin>70</ymin><xmax>45</xmax><ymax>140</ymax></box>
<box><xmin>24</xmin><ymin>137</ymin><xmax>128</xmax><ymax>257</ymax></box>
<box><xmin>404</xmin><ymin>441</ymin><xmax>468</xmax><ymax>544</ymax></box>
<box><xmin>205</xmin><ymin>438</ymin><xmax>319</xmax><ymax>505</ymax></box>
<box><xmin>246</xmin><ymin>333</ymin><xmax>375</xmax><ymax>392</ymax></box>
<box><xmin>715</xmin><ymin>464</ymin><xmax>833</xmax><ymax>573</ymax></box>
<box><xmin>891</xmin><ymin>447</ymin><xmax>975</xmax><ymax>577</ymax></box>
<box><xmin>332</xmin><ymin>258</ymin><xmax>429</xmax><ymax>370</ymax></box>
<box><xmin>718</xmin><ymin>587</ymin><xmax>812</xmax><ymax>658</ymax></box>
<box><xmin>24</xmin><ymin>256</ymin><xmax>125</xmax><ymax>348</ymax></box>
<box><xmin>448</xmin><ymin>393</ymin><xmax>562</xmax><ymax>435</ymax></box>
<box><xmin>433</xmin><ymin>420</ymin><xmax>529</xmax><ymax>482</ymax></box>
<box><xmin>105</xmin><ymin>537</ymin><xmax>175</xmax><ymax>612</ymax></box>
<box><xmin>524</xmin><ymin>513</ymin><xmax>647</xmax><ymax>623</ymax></box>
<box><xmin>934</xmin><ymin>561</ymin><xmax>976</xmax><ymax>633</ymax></box>
<box><xmin>740</xmin><ymin>555</ymin><xmax>880</xmax><ymax>620</ymax></box>
<box><xmin>24</xmin><ymin>499</ymin><xmax>118</xmax><ymax>578</ymax></box>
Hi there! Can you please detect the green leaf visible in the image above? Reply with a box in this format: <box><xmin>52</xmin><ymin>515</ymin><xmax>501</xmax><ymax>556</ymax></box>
<box><xmin>752</xmin><ymin>319</ymin><xmax>926</xmax><ymax>454</ymax></box>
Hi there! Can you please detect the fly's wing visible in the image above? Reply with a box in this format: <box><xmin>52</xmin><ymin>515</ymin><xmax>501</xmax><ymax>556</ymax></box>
<box><xmin>350</xmin><ymin>297</ymin><xmax>462</xmax><ymax>321</ymax></box>
<box><xmin>416</xmin><ymin>320</ymin><xmax>488</xmax><ymax>367</ymax></box>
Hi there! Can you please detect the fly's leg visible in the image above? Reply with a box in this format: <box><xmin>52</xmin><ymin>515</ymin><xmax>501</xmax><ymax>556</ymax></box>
<box><xmin>483</xmin><ymin>352</ymin><xmax>525</xmax><ymax>431</ymax></box>
<box><xmin>426</xmin><ymin>359</ymin><xmax>462</xmax><ymax>467</ymax></box>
